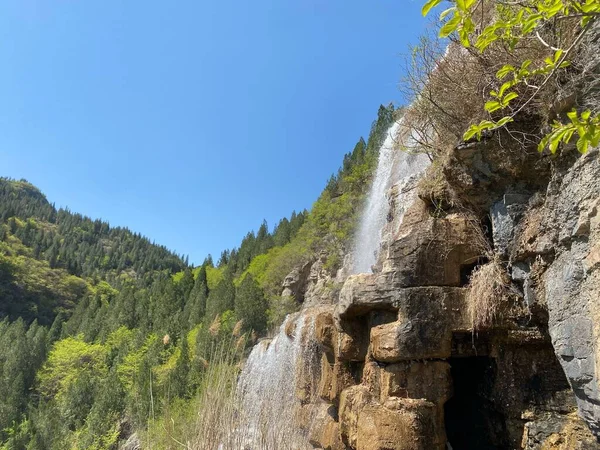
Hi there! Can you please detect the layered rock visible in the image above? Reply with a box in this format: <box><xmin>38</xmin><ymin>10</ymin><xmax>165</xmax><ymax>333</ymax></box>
<box><xmin>281</xmin><ymin>169</ymin><xmax>600</xmax><ymax>448</ymax></box>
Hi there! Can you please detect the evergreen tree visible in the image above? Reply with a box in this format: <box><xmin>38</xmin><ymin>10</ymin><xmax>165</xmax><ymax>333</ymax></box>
<box><xmin>234</xmin><ymin>275</ymin><xmax>268</xmax><ymax>334</ymax></box>
<box><xmin>170</xmin><ymin>338</ymin><xmax>190</xmax><ymax>399</ymax></box>
<box><xmin>205</xmin><ymin>272</ymin><xmax>235</xmax><ymax>321</ymax></box>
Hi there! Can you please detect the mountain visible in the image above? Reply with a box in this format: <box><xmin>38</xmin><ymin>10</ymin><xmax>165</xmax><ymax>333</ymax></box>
<box><xmin>0</xmin><ymin>104</ymin><xmax>395</xmax><ymax>450</ymax></box>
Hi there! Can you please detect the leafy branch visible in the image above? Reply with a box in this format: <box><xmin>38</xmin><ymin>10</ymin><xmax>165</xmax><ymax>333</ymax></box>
<box><xmin>422</xmin><ymin>0</ymin><xmax>600</xmax><ymax>153</ymax></box>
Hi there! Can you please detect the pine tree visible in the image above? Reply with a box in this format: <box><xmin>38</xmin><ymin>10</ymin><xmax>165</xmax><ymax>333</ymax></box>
<box><xmin>205</xmin><ymin>272</ymin><xmax>235</xmax><ymax>321</ymax></box>
<box><xmin>185</xmin><ymin>275</ymin><xmax>208</xmax><ymax>329</ymax></box>
<box><xmin>234</xmin><ymin>275</ymin><xmax>268</xmax><ymax>334</ymax></box>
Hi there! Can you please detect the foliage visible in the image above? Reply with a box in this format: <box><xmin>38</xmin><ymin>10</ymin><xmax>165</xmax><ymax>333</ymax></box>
<box><xmin>423</xmin><ymin>0</ymin><xmax>600</xmax><ymax>153</ymax></box>
<box><xmin>234</xmin><ymin>274</ymin><xmax>268</xmax><ymax>334</ymax></box>
<box><xmin>0</xmin><ymin>104</ymin><xmax>393</xmax><ymax>448</ymax></box>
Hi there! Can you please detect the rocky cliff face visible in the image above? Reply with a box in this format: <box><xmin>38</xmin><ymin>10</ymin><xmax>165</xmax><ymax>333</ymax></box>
<box><xmin>256</xmin><ymin>22</ymin><xmax>600</xmax><ymax>450</ymax></box>
<box><xmin>271</xmin><ymin>145</ymin><xmax>600</xmax><ymax>449</ymax></box>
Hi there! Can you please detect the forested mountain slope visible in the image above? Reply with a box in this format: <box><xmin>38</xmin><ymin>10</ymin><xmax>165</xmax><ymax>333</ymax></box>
<box><xmin>0</xmin><ymin>104</ymin><xmax>395</xmax><ymax>450</ymax></box>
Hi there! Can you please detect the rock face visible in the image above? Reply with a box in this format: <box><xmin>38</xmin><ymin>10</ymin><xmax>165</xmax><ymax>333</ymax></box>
<box><xmin>279</xmin><ymin>152</ymin><xmax>600</xmax><ymax>450</ymax></box>
<box><xmin>538</xmin><ymin>151</ymin><xmax>600</xmax><ymax>435</ymax></box>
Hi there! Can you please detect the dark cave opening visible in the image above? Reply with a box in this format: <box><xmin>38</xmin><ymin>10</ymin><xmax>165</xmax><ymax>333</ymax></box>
<box><xmin>444</xmin><ymin>357</ymin><xmax>509</xmax><ymax>450</ymax></box>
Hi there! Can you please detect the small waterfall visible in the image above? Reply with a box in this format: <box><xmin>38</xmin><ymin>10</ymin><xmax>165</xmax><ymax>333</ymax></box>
<box><xmin>352</xmin><ymin>119</ymin><xmax>430</xmax><ymax>274</ymax></box>
<box><xmin>233</xmin><ymin>315</ymin><xmax>320</xmax><ymax>449</ymax></box>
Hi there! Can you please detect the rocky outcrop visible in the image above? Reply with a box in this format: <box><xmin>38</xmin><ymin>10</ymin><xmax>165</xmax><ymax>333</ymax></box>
<box><xmin>282</xmin><ymin>154</ymin><xmax>600</xmax><ymax>448</ymax></box>
<box><xmin>516</xmin><ymin>150</ymin><xmax>600</xmax><ymax>435</ymax></box>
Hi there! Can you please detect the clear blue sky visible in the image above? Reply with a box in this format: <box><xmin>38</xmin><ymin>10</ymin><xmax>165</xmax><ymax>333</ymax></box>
<box><xmin>0</xmin><ymin>0</ymin><xmax>428</xmax><ymax>265</ymax></box>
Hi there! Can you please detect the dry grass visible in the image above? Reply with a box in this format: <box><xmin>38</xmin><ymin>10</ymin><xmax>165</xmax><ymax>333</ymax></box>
<box><xmin>145</xmin><ymin>332</ymin><xmax>248</xmax><ymax>450</ymax></box>
<box><xmin>417</xmin><ymin>156</ymin><xmax>455</xmax><ymax>214</ymax></box>
<box><xmin>467</xmin><ymin>257</ymin><xmax>512</xmax><ymax>331</ymax></box>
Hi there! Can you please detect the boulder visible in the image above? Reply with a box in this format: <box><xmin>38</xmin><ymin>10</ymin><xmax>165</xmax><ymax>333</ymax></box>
<box><xmin>338</xmin><ymin>279</ymin><xmax>468</xmax><ymax>331</ymax></box>
<box><xmin>334</xmin><ymin>319</ymin><xmax>369</xmax><ymax>362</ymax></box>
<box><xmin>282</xmin><ymin>261</ymin><xmax>313</xmax><ymax>302</ymax></box>
<box><xmin>315</xmin><ymin>309</ymin><xmax>337</xmax><ymax>352</ymax></box>
<box><xmin>490</xmin><ymin>193</ymin><xmax>531</xmax><ymax>256</ymax></box>
<box><xmin>521</xmin><ymin>413</ymin><xmax>598</xmax><ymax>450</ymax></box>
<box><xmin>317</xmin><ymin>355</ymin><xmax>356</xmax><ymax>404</ymax></box>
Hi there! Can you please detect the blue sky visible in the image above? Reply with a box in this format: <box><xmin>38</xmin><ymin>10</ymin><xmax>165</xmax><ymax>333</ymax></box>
<box><xmin>0</xmin><ymin>0</ymin><xmax>428</xmax><ymax>264</ymax></box>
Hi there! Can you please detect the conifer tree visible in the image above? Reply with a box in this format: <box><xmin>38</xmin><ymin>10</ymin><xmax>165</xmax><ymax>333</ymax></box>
<box><xmin>234</xmin><ymin>274</ymin><xmax>268</xmax><ymax>334</ymax></box>
<box><xmin>205</xmin><ymin>271</ymin><xmax>235</xmax><ymax>320</ymax></box>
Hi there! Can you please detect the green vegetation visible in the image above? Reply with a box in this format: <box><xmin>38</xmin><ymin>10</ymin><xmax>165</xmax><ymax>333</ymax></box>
<box><xmin>0</xmin><ymin>104</ymin><xmax>395</xmax><ymax>449</ymax></box>
<box><xmin>422</xmin><ymin>0</ymin><xmax>600</xmax><ymax>153</ymax></box>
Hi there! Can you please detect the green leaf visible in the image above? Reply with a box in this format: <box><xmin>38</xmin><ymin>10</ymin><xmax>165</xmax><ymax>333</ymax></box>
<box><xmin>538</xmin><ymin>134</ymin><xmax>550</xmax><ymax>152</ymax></box>
<box><xmin>502</xmin><ymin>91</ymin><xmax>519</xmax><ymax>105</ymax></box>
<box><xmin>563</xmin><ymin>127</ymin><xmax>575</xmax><ymax>143</ymax></box>
<box><xmin>463</xmin><ymin>126</ymin><xmax>480</xmax><ymax>141</ymax></box>
<box><xmin>545</xmin><ymin>0</ymin><xmax>565</xmax><ymax>17</ymax></box>
<box><xmin>554</xmin><ymin>49</ymin><xmax>564</xmax><ymax>62</ymax></box>
<box><xmin>439</xmin><ymin>7</ymin><xmax>455</xmax><ymax>20</ymax></box>
<box><xmin>440</xmin><ymin>15</ymin><xmax>461</xmax><ymax>38</ymax></box>
<box><xmin>499</xmin><ymin>81</ymin><xmax>514</xmax><ymax>97</ymax></box>
<box><xmin>422</xmin><ymin>0</ymin><xmax>443</xmax><ymax>16</ymax></box>
<box><xmin>496</xmin><ymin>65</ymin><xmax>515</xmax><ymax>79</ymax></box>
<box><xmin>576</xmin><ymin>137</ymin><xmax>589</xmax><ymax>153</ymax></box>
<box><xmin>485</xmin><ymin>100</ymin><xmax>502</xmax><ymax>112</ymax></box>
<box><xmin>496</xmin><ymin>116</ymin><xmax>514</xmax><ymax>127</ymax></box>
<box><xmin>459</xmin><ymin>27</ymin><xmax>471</xmax><ymax>47</ymax></box>
<box><xmin>549</xmin><ymin>134</ymin><xmax>561</xmax><ymax>153</ymax></box>
<box><xmin>567</xmin><ymin>110</ymin><xmax>579</xmax><ymax>122</ymax></box>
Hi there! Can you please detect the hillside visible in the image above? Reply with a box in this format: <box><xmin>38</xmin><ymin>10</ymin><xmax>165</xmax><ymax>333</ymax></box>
<box><xmin>0</xmin><ymin>104</ymin><xmax>395</xmax><ymax>450</ymax></box>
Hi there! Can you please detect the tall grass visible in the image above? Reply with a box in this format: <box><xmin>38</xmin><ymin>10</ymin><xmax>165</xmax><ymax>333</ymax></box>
<box><xmin>145</xmin><ymin>329</ymin><xmax>247</xmax><ymax>450</ymax></box>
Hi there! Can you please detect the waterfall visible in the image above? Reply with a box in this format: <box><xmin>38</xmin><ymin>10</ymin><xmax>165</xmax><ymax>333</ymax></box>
<box><xmin>352</xmin><ymin>119</ymin><xmax>430</xmax><ymax>274</ymax></box>
<box><xmin>232</xmin><ymin>315</ymin><xmax>320</xmax><ymax>449</ymax></box>
<box><xmin>228</xmin><ymin>115</ymin><xmax>431</xmax><ymax>449</ymax></box>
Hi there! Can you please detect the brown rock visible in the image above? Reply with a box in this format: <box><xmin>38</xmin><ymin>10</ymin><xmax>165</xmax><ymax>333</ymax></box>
<box><xmin>370</xmin><ymin>318</ymin><xmax>452</xmax><ymax>362</ymax></box>
<box><xmin>361</xmin><ymin>361</ymin><xmax>381</xmax><ymax>396</ymax></box>
<box><xmin>315</xmin><ymin>309</ymin><xmax>337</xmax><ymax>352</ymax></box>
<box><xmin>338</xmin><ymin>283</ymin><xmax>468</xmax><ymax>334</ymax></box>
<box><xmin>356</xmin><ymin>398</ymin><xmax>445</xmax><ymax>450</ymax></box>
<box><xmin>379</xmin><ymin>361</ymin><xmax>452</xmax><ymax>404</ymax></box>
<box><xmin>339</xmin><ymin>385</ymin><xmax>373</xmax><ymax>449</ymax></box>
<box><xmin>334</xmin><ymin>319</ymin><xmax>369</xmax><ymax>362</ymax></box>
<box><xmin>382</xmin><ymin>204</ymin><xmax>482</xmax><ymax>287</ymax></box>
<box><xmin>308</xmin><ymin>403</ymin><xmax>346</xmax><ymax>450</ymax></box>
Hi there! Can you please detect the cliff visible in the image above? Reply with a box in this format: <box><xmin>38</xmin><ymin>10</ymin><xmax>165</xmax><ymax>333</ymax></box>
<box><xmin>270</xmin><ymin>21</ymin><xmax>600</xmax><ymax>450</ymax></box>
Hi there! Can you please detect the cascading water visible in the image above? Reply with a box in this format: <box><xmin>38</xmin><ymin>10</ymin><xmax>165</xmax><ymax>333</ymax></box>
<box><xmin>232</xmin><ymin>315</ymin><xmax>320</xmax><ymax>449</ymax></box>
<box><xmin>230</xmin><ymin>114</ymin><xmax>431</xmax><ymax>449</ymax></box>
<box><xmin>352</xmin><ymin>118</ymin><xmax>430</xmax><ymax>274</ymax></box>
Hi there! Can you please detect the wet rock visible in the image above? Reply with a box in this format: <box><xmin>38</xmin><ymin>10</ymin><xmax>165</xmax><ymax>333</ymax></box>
<box><xmin>370</xmin><ymin>318</ymin><xmax>452</xmax><ymax>362</ymax></box>
<box><xmin>378</xmin><ymin>361</ymin><xmax>451</xmax><ymax>404</ymax></box>
<box><xmin>318</xmin><ymin>355</ymin><xmax>355</xmax><ymax>405</ymax></box>
<box><xmin>334</xmin><ymin>319</ymin><xmax>369</xmax><ymax>362</ymax></box>
<box><xmin>308</xmin><ymin>403</ymin><xmax>345</xmax><ymax>450</ymax></box>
